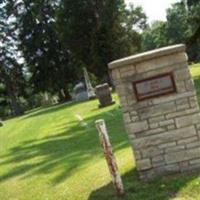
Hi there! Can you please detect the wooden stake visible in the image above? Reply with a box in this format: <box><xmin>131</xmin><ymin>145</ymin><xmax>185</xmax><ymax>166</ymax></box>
<box><xmin>95</xmin><ymin>119</ymin><xmax>125</xmax><ymax>196</ymax></box>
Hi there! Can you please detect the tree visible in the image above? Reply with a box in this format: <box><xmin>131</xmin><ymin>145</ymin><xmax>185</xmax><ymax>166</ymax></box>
<box><xmin>7</xmin><ymin>0</ymin><xmax>78</xmax><ymax>101</ymax></box>
<box><xmin>165</xmin><ymin>0</ymin><xmax>200</xmax><ymax>60</ymax></box>
<box><xmin>142</xmin><ymin>1</ymin><xmax>200</xmax><ymax>61</ymax></box>
<box><xmin>165</xmin><ymin>1</ymin><xmax>191</xmax><ymax>44</ymax></box>
<box><xmin>142</xmin><ymin>21</ymin><xmax>168</xmax><ymax>51</ymax></box>
<box><xmin>187</xmin><ymin>0</ymin><xmax>200</xmax><ymax>45</ymax></box>
<box><xmin>57</xmin><ymin>0</ymin><xmax>147</xmax><ymax>81</ymax></box>
<box><xmin>0</xmin><ymin>1</ymin><xmax>25</xmax><ymax>116</ymax></box>
<box><xmin>0</xmin><ymin>0</ymin><xmax>147</xmax><ymax>116</ymax></box>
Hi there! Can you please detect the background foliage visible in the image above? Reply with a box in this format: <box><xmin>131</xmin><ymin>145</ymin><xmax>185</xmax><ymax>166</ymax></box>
<box><xmin>0</xmin><ymin>0</ymin><xmax>200</xmax><ymax>118</ymax></box>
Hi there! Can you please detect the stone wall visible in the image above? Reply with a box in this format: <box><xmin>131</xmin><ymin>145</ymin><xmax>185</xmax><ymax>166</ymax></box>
<box><xmin>108</xmin><ymin>44</ymin><xmax>200</xmax><ymax>180</ymax></box>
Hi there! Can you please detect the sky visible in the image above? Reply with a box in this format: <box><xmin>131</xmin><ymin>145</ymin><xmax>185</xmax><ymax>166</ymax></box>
<box><xmin>125</xmin><ymin>0</ymin><xmax>180</xmax><ymax>23</ymax></box>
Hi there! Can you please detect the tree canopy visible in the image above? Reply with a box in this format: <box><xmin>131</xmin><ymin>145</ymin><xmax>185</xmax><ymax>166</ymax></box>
<box><xmin>0</xmin><ymin>1</ymin><xmax>25</xmax><ymax>115</ymax></box>
<box><xmin>57</xmin><ymin>0</ymin><xmax>146</xmax><ymax>80</ymax></box>
<box><xmin>0</xmin><ymin>0</ymin><xmax>147</xmax><ymax>117</ymax></box>
<box><xmin>0</xmin><ymin>0</ymin><xmax>200</xmax><ymax>118</ymax></box>
<box><xmin>142</xmin><ymin>0</ymin><xmax>200</xmax><ymax>60</ymax></box>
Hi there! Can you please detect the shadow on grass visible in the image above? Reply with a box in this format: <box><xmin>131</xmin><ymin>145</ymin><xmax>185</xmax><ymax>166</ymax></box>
<box><xmin>1</xmin><ymin>82</ymin><xmax>200</xmax><ymax>198</ymax></box>
<box><xmin>0</xmin><ymin>105</ymin><xmax>129</xmax><ymax>185</ymax></box>
<box><xmin>23</xmin><ymin>99</ymin><xmax>97</xmax><ymax>120</ymax></box>
<box><xmin>22</xmin><ymin>101</ymin><xmax>76</xmax><ymax>119</ymax></box>
<box><xmin>88</xmin><ymin>169</ymin><xmax>200</xmax><ymax>200</ymax></box>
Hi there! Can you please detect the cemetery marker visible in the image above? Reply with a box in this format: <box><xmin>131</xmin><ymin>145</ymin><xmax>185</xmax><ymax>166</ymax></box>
<box><xmin>109</xmin><ymin>44</ymin><xmax>200</xmax><ymax>180</ymax></box>
<box><xmin>95</xmin><ymin>83</ymin><xmax>115</xmax><ymax>107</ymax></box>
<box><xmin>83</xmin><ymin>67</ymin><xmax>96</xmax><ymax>99</ymax></box>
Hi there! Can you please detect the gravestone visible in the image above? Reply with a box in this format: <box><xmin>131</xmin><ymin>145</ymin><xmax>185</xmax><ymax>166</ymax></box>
<box><xmin>73</xmin><ymin>82</ymin><xmax>88</xmax><ymax>102</ymax></box>
<box><xmin>83</xmin><ymin>68</ymin><xmax>96</xmax><ymax>99</ymax></box>
<box><xmin>95</xmin><ymin>83</ymin><xmax>115</xmax><ymax>107</ymax></box>
<box><xmin>108</xmin><ymin>44</ymin><xmax>200</xmax><ymax>180</ymax></box>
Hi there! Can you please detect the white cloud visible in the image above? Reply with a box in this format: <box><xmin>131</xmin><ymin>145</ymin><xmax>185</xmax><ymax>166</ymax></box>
<box><xmin>125</xmin><ymin>0</ymin><xmax>180</xmax><ymax>23</ymax></box>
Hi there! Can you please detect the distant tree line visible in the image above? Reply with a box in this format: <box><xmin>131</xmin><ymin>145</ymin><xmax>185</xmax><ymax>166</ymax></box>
<box><xmin>0</xmin><ymin>0</ymin><xmax>200</xmax><ymax>118</ymax></box>
<box><xmin>142</xmin><ymin>0</ymin><xmax>200</xmax><ymax>61</ymax></box>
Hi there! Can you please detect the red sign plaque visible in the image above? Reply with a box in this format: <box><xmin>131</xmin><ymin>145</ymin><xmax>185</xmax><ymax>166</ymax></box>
<box><xmin>133</xmin><ymin>73</ymin><xmax>176</xmax><ymax>101</ymax></box>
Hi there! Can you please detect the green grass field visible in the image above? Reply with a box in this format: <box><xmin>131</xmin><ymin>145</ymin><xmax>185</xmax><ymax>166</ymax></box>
<box><xmin>1</xmin><ymin>64</ymin><xmax>200</xmax><ymax>200</ymax></box>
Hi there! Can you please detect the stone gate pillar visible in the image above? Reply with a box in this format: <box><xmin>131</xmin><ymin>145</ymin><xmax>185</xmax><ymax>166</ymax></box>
<box><xmin>108</xmin><ymin>44</ymin><xmax>200</xmax><ymax>180</ymax></box>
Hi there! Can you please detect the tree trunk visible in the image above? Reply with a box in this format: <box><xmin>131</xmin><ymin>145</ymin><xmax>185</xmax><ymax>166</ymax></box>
<box><xmin>58</xmin><ymin>88</ymin><xmax>71</xmax><ymax>102</ymax></box>
<box><xmin>1</xmin><ymin>67</ymin><xmax>24</xmax><ymax>116</ymax></box>
<box><xmin>58</xmin><ymin>89</ymin><xmax>65</xmax><ymax>103</ymax></box>
<box><xmin>9</xmin><ymin>94</ymin><xmax>24</xmax><ymax>116</ymax></box>
<box><xmin>63</xmin><ymin>89</ymin><xmax>71</xmax><ymax>101</ymax></box>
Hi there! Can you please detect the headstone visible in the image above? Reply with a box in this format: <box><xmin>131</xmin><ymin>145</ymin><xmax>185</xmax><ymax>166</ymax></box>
<box><xmin>109</xmin><ymin>44</ymin><xmax>200</xmax><ymax>180</ymax></box>
<box><xmin>95</xmin><ymin>83</ymin><xmax>115</xmax><ymax>107</ymax></box>
<box><xmin>73</xmin><ymin>82</ymin><xmax>89</xmax><ymax>102</ymax></box>
<box><xmin>83</xmin><ymin>68</ymin><xmax>96</xmax><ymax>99</ymax></box>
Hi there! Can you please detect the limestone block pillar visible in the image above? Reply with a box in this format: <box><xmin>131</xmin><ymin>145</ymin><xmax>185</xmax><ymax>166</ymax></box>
<box><xmin>108</xmin><ymin>44</ymin><xmax>200</xmax><ymax>180</ymax></box>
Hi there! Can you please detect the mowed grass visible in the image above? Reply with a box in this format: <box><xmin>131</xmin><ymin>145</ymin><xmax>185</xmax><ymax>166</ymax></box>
<box><xmin>0</xmin><ymin>64</ymin><xmax>200</xmax><ymax>200</ymax></box>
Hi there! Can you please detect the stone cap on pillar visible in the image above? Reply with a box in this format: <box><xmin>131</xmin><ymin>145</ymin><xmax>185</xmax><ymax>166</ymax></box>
<box><xmin>108</xmin><ymin>44</ymin><xmax>186</xmax><ymax>69</ymax></box>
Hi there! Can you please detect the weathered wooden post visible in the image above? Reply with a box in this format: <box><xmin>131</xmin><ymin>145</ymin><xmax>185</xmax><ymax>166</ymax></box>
<box><xmin>95</xmin><ymin>119</ymin><xmax>125</xmax><ymax>196</ymax></box>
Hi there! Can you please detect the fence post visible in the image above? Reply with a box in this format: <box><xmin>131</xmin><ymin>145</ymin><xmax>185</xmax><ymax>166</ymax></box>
<box><xmin>95</xmin><ymin>119</ymin><xmax>125</xmax><ymax>196</ymax></box>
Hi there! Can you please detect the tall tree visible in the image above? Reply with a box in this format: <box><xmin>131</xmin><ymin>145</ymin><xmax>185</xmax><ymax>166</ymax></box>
<box><xmin>0</xmin><ymin>1</ymin><xmax>25</xmax><ymax>116</ymax></box>
<box><xmin>142</xmin><ymin>21</ymin><xmax>167</xmax><ymax>51</ymax></box>
<box><xmin>8</xmin><ymin>0</ymin><xmax>77</xmax><ymax>101</ymax></box>
<box><xmin>165</xmin><ymin>1</ymin><xmax>191</xmax><ymax>44</ymax></box>
<box><xmin>57</xmin><ymin>0</ymin><xmax>147</xmax><ymax>81</ymax></box>
<box><xmin>186</xmin><ymin>0</ymin><xmax>200</xmax><ymax>46</ymax></box>
<box><xmin>142</xmin><ymin>1</ymin><xmax>200</xmax><ymax>61</ymax></box>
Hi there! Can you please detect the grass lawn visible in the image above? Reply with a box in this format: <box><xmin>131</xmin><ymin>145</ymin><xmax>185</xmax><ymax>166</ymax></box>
<box><xmin>0</xmin><ymin>64</ymin><xmax>200</xmax><ymax>200</ymax></box>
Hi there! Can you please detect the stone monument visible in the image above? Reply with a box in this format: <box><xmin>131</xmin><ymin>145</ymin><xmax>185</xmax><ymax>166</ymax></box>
<box><xmin>73</xmin><ymin>82</ymin><xmax>88</xmax><ymax>102</ymax></box>
<box><xmin>95</xmin><ymin>83</ymin><xmax>115</xmax><ymax>107</ymax></box>
<box><xmin>83</xmin><ymin>68</ymin><xmax>96</xmax><ymax>99</ymax></box>
<box><xmin>108</xmin><ymin>44</ymin><xmax>200</xmax><ymax>180</ymax></box>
